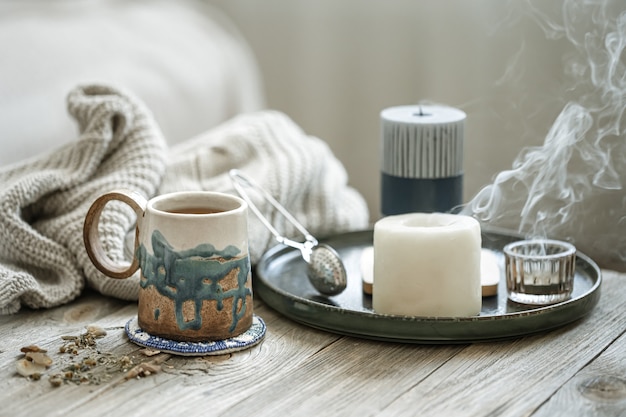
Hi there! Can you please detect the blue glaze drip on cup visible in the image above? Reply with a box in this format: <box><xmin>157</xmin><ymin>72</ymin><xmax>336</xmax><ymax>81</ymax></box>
<box><xmin>137</xmin><ymin>230</ymin><xmax>251</xmax><ymax>333</ymax></box>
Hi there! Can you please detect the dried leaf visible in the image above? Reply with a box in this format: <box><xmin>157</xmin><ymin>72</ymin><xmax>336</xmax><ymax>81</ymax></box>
<box><xmin>16</xmin><ymin>359</ymin><xmax>47</xmax><ymax>377</ymax></box>
<box><xmin>83</xmin><ymin>358</ymin><xmax>97</xmax><ymax>367</ymax></box>
<box><xmin>25</xmin><ymin>351</ymin><xmax>53</xmax><ymax>367</ymax></box>
<box><xmin>140</xmin><ymin>348</ymin><xmax>161</xmax><ymax>357</ymax></box>
<box><xmin>123</xmin><ymin>355</ymin><xmax>170</xmax><ymax>380</ymax></box>
<box><xmin>119</xmin><ymin>356</ymin><xmax>133</xmax><ymax>369</ymax></box>
<box><xmin>86</xmin><ymin>325</ymin><xmax>107</xmax><ymax>337</ymax></box>
<box><xmin>20</xmin><ymin>345</ymin><xmax>47</xmax><ymax>353</ymax></box>
<box><xmin>124</xmin><ymin>362</ymin><xmax>162</xmax><ymax>380</ymax></box>
<box><xmin>141</xmin><ymin>363</ymin><xmax>162</xmax><ymax>374</ymax></box>
<box><xmin>49</xmin><ymin>374</ymin><xmax>64</xmax><ymax>387</ymax></box>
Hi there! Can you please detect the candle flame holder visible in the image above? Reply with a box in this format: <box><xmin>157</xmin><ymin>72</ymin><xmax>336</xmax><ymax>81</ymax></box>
<box><xmin>504</xmin><ymin>239</ymin><xmax>576</xmax><ymax>305</ymax></box>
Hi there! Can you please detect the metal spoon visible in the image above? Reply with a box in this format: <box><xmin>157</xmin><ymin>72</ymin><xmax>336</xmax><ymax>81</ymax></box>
<box><xmin>229</xmin><ymin>169</ymin><xmax>347</xmax><ymax>296</ymax></box>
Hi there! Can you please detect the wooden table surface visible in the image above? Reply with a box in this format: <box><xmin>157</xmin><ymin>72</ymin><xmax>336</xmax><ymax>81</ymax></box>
<box><xmin>1</xmin><ymin>269</ymin><xmax>625</xmax><ymax>417</ymax></box>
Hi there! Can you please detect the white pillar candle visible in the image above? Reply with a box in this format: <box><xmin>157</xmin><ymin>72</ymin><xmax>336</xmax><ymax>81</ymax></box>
<box><xmin>373</xmin><ymin>213</ymin><xmax>482</xmax><ymax>317</ymax></box>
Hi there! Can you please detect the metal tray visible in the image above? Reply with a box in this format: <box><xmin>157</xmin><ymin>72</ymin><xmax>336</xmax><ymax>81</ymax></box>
<box><xmin>254</xmin><ymin>228</ymin><xmax>602</xmax><ymax>343</ymax></box>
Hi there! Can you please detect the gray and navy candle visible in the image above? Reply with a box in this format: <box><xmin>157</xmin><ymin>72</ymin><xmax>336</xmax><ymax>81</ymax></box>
<box><xmin>380</xmin><ymin>104</ymin><xmax>466</xmax><ymax>216</ymax></box>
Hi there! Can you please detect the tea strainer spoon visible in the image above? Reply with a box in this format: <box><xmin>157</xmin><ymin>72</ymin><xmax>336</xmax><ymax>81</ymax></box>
<box><xmin>229</xmin><ymin>169</ymin><xmax>347</xmax><ymax>296</ymax></box>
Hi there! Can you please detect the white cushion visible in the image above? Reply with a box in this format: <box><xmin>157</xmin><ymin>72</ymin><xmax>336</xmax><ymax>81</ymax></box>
<box><xmin>0</xmin><ymin>0</ymin><xmax>264</xmax><ymax>166</ymax></box>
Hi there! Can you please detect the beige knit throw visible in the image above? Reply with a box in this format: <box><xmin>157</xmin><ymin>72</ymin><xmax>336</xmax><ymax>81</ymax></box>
<box><xmin>0</xmin><ymin>84</ymin><xmax>369</xmax><ymax>314</ymax></box>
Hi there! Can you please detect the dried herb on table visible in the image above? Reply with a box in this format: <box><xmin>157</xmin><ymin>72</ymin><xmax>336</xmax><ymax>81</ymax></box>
<box><xmin>15</xmin><ymin>324</ymin><xmax>169</xmax><ymax>387</ymax></box>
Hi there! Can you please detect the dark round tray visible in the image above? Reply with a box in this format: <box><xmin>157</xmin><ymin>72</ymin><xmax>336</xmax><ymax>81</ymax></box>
<box><xmin>254</xmin><ymin>228</ymin><xmax>601</xmax><ymax>343</ymax></box>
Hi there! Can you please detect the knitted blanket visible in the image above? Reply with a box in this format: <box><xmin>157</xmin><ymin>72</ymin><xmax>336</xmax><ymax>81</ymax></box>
<box><xmin>0</xmin><ymin>85</ymin><xmax>369</xmax><ymax>314</ymax></box>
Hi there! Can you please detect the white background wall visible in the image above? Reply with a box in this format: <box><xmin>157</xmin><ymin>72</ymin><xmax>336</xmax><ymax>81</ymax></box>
<box><xmin>207</xmin><ymin>0</ymin><xmax>572</xmax><ymax>221</ymax></box>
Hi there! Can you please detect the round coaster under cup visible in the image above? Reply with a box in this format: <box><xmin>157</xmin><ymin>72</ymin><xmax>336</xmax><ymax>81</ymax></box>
<box><xmin>125</xmin><ymin>315</ymin><xmax>266</xmax><ymax>356</ymax></box>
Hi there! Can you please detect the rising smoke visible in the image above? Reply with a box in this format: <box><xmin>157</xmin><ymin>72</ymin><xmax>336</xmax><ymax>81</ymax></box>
<box><xmin>462</xmin><ymin>0</ymin><xmax>626</xmax><ymax>271</ymax></box>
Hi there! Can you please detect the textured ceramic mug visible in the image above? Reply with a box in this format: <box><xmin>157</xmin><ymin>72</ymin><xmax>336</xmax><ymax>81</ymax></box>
<box><xmin>83</xmin><ymin>190</ymin><xmax>253</xmax><ymax>342</ymax></box>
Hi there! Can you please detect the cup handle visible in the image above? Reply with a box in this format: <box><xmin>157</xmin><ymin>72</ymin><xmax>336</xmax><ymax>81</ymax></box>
<box><xmin>83</xmin><ymin>189</ymin><xmax>148</xmax><ymax>279</ymax></box>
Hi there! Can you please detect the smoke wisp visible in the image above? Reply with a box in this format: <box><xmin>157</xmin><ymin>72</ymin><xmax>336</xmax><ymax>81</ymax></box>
<box><xmin>463</xmin><ymin>0</ymin><xmax>626</xmax><ymax>270</ymax></box>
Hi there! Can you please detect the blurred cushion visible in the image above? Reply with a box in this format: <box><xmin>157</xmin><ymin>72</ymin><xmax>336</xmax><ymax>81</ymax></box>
<box><xmin>0</xmin><ymin>0</ymin><xmax>264</xmax><ymax>166</ymax></box>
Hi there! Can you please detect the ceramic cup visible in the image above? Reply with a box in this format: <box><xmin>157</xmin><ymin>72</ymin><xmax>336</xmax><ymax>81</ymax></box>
<box><xmin>83</xmin><ymin>189</ymin><xmax>253</xmax><ymax>342</ymax></box>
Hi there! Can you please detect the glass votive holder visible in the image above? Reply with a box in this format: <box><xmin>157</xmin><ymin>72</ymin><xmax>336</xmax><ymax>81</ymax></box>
<box><xmin>504</xmin><ymin>239</ymin><xmax>576</xmax><ymax>305</ymax></box>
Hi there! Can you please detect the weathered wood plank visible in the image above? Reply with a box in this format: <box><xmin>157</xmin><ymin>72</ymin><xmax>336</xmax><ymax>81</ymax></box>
<box><xmin>374</xmin><ymin>270</ymin><xmax>626</xmax><ymax>417</ymax></box>
<box><xmin>0</xmin><ymin>294</ymin><xmax>138</xmax><ymax>417</ymax></box>
<box><xmin>0</xmin><ymin>291</ymin><xmax>130</xmax><ymax>368</ymax></box>
<box><xmin>0</xmin><ymin>270</ymin><xmax>623</xmax><ymax>417</ymax></box>
<box><xmin>54</xmin><ymin>302</ymin><xmax>342</xmax><ymax>416</ymax></box>
<box><xmin>0</xmin><ymin>299</ymin><xmax>342</xmax><ymax>417</ymax></box>
<box><xmin>212</xmin><ymin>337</ymin><xmax>467</xmax><ymax>417</ymax></box>
<box><xmin>537</xmin><ymin>332</ymin><xmax>626</xmax><ymax>417</ymax></box>
<box><xmin>535</xmin><ymin>271</ymin><xmax>626</xmax><ymax>417</ymax></box>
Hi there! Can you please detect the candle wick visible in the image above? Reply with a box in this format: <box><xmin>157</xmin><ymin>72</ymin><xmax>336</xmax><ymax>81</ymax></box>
<box><xmin>413</xmin><ymin>106</ymin><xmax>431</xmax><ymax>117</ymax></box>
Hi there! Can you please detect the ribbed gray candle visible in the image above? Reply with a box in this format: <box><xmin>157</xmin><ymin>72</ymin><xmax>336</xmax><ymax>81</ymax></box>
<box><xmin>380</xmin><ymin>104</ymin><xmax>466</xmax><ymax>215</ymax></box>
